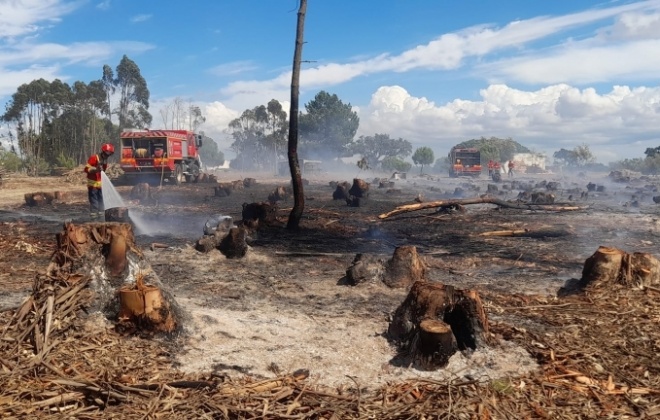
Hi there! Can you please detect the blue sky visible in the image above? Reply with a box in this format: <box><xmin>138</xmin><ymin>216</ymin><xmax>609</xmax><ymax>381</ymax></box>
<box><xmin>2</xmin><ymin>0</ymin><xmax>660</xmax><ymax>163</ymax></box>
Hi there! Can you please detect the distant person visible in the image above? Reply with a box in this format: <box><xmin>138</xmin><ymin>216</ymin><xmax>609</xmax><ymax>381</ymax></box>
<box><xmin>84</xmin><ymin>143</ymin><xmax>115</xmax><ymax>220</ymax></box>
<box><xmin>508</xmin><ymin>160</ymin><xmax>515</xmax><ymax>177</ymax></box>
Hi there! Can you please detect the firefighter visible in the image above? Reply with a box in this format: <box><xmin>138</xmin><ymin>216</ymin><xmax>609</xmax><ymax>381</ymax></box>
<box><xmin>508</xmin><ymin>160</ymin><xmax>515</xmax><ymax>177</ymax></box>
<box><xmin>84</xmin><ymin>143</ymin><xmax>115</xmax><ymax>219</ymax></box>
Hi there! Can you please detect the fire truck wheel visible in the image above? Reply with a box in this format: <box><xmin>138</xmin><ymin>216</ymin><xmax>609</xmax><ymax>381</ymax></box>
<box><xmin>174</xmin><ymin>164</ymin><xmax>184</xmax><ymax>185</ymax></box>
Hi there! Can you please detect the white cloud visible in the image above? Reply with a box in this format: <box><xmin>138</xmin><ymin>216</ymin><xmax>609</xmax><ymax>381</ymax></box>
<box><xmin>0</xmin><ymin>65</ymin><xmax>62</xmax><ymax>97</ymax></box>
<box><xmin>130</xmin><ymin>14</ymin><xmax>152</xmax><ymax>23</ymax></box>
<box><xmin>0</xmin><ymin>0</ymin><xmax>81</xmax><ymax>38</ymax></box>
<box><xmin>356</xmin><ymin>84</ymin><xmax>660</xmax><ymax>162</ymax></box>
<box><xmin>208</xmin><ymin>61</ymin><xmax>258</xmax><ymax>76</ymax></box>
<box><xmin>96</xmin><ymin>0</ymin><xmax>111</xmax><ymax>11</ymax></box>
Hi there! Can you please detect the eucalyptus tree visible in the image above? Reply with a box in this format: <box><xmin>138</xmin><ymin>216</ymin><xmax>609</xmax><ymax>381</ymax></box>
<box><xmin>114</xmin><ymin>55</ymin><xmax>152</xmax><ymax>129</ymax></box>
<box><xmin>228</xmin><ymin>100</ymin><xmax>288</xmax><ymax>171</ymax></box>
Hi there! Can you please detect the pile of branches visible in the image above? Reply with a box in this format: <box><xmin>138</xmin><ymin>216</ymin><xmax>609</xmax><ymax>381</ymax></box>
<box><xmin>2</xmin><ymin>267</ymin><xmax>660</xmax><ymax>418</ymax></box>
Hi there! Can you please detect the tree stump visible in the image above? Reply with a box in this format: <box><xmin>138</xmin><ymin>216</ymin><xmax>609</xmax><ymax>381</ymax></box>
<box><xmin>129</xmin><ymin>182</ymin><xmax>151</xmax><ymax>203</ymax></box>
<box><xmin>218</xmin><ymin>226</ymin><xmax>249</xmax><ymax>258</ymax></box>
<box><xmin>268</xmin><ymin>186</ymin><xmax>288</xmax><ymax>203</ymax></box>
<box><xmin>49</xmin><ymin>222</ymin><xmax>181</xmax><ymax>334</ymax></box>
<box><xmin>345</xmin><ymin>254</ymin><xmax>385</xmax><ymax>285</ymax></box>
<box><xmin>382</xmin><ymin>245</ymin><xmax>426</xmax><ymax>288</ymax></box>
<box><xmin>344</xmin><ymin>246</ymin><xmax>426</xmax><ymax>288</ymax></box>
<box><xmin>564</xmin><ymin>246</ymin><xmax>660</xmax><ymax>293</ymax></box>
<box><xmin>24</xmin><ymin>191</ymin><xmax>64</xmax><ymax>206</ymax></box>
<box><xmin>243</xmin><ymin>177</ymin><xmax>257</xmax><ymax>188</ymax></box>
<box><xmin>349</xmin><ymin>178</ymin><xmax>369</xmax><ymax>198</ymax></box>
<box><xmin>105</xmin><ymin>207</ymin><xmax>131</xmax><ymax>223</ymax></box>
<box><xmin>388</xmin><ymin>281</ymin><xmax>490</xmax><ymax>370</ymax></box>
<box><xmin>332</xmin><ymin>183</ymin><xmax>350</xmax><ymax>200</ymax></box>
<box><xmin>241</xmin><ymin>202</ymin><xmax>277</xmax><ymax>230</ymax></box>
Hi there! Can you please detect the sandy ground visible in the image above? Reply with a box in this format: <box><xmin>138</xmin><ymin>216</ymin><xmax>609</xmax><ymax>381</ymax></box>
<box><xmin>2</xmin><ymin>167</ymin><xmax>660</xmax><ymax>391</ymax></box>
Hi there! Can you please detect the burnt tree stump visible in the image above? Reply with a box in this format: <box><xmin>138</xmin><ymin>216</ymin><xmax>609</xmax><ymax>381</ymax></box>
<box><xmin>332</xmin><ymin>182</ymin><xmax>350</xmax><ymax>200</ymax></box>
<box><xmin>388</xmin><ymin>281</ymin><xmax>490</xmax><ymax>370</ymax></box>
<box><xmin>349</xmin><ymin>178</ymin><xmax>370</xmax><ymax>198</ymax></box>
<box><xmin>242</xmin><ymin>202</ymin><xmax>277</xmax><ymax>230</ymax></box>
<box><xmin>345</xmin><ymin>246</ymin><xmax>426</xmax><ymax>288</ymax></box>
<box><xmin>105</xmin><ymin>207</ymin><xmax>131</xmax><ymax>223</ymax></box>
<box><xmin>49</xmin><ymin>222</ymin><xmax>181</xmax><ymax>334</ymax></box>
<box><xmin>382</xmin><ymin>245</ymin><xmax>427</xmax><ymax>288</ymax></box>
<box><xmin>218</xmin><ymin>226</ymin><xmax>249</xmax><ymax>259</ymax></box>
<box><xmin>562</xmin><ymin>246</ymin><xmax>660</xmax><ymax>294</ymax></box>
<box><xmin>129</xmin><ymin>183</ymin><xmax>152</xmax><ymax>203</ymax></box>
<box><xmin>24</xmin><ymin>191</ymin><xmax>65</xmax><ymax>206</ymax></box>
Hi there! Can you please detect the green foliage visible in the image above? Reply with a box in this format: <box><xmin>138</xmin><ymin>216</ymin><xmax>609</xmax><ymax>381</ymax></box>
<box><xmin>299</xmin><ymin>91</ymin><xmax>359</xmax><ymax>159</ymax></box>
<box><xmin>0</xmin><ymin>150</ymin><xmax>23</xmax><ymax>172</ymax></box>
<box><xmin>198</xmin><ymin>136</ymin><xmax>225</xmax><ymax>167</ymax></box>
<box><xmin>23</xmin><ymin>155</ymin><xmax>51</xmax><ymax>176</ymax></box>
<box><xmin>381</xmin><ymin>156</ymin><xmax>412</xmax><ymax>172</ymax></box>
<box><xmin>114</xmin><ymin>55</ymin><xmax>152</xmax><ymax>129</ymax></box>
<box><xmin>455</xmin><ymin>137</ymin><xmax>529</xmax><ymax>162</ymax></box>
<box><xmin>349</xmin><ymin>133</ymin><xmax>412</xmax><ymax>169</ymax></box>
<box><xmin>611</xmin><ymin>155</ymin><xmax>660</xmax><ymax>174</ymax></box>
<box><xmin>644</xmin><ymin>147</ymin><xmax>660</xmax><ymax>158</ymax></box>
<box><xmin>412</xmin><ymin>147</ymin><xmax>435</xmax><ymax>173</ymax></box>
<box><xmin>553</xmin><ymin>144</ymin><xmax>595</xmax><ymax>167</ymax></box>
<box><xmin>229</xmin><ymin>99</ymin><xmax>288</xmax><ymax>171</ymax></box>
<box><xmin>55</xmin><ymin>152</ymin><xmax>76</xmax><ymax>169</ymax></box>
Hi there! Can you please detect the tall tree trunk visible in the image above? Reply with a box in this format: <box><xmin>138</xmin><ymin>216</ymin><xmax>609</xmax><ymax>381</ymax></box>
<box><xmin>286</xmin><ymin>0</ymin><xmax>307</xmax><ymax>230</ymax></box>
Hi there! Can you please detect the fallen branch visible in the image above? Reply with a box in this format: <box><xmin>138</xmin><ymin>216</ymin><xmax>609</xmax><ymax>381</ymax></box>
<box><xmin>378</xmin><ymin>197</ymin><xmax>588</xmax><ymax>219</ymax></box>
<box><xmin>479</xmin><ymin>227</ymin><xmax>573</xmax><ymax>238</ymax></box>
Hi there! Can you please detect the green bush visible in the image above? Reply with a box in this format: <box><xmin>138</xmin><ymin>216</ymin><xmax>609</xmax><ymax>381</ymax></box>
<box><xmin>0</xmin><ymin>151</ymin><xmax>23</xmax><ymax>172</ymax></box>
<box><xmin>55</xmin><ymin>152</ymin><xmax>77</xmax><ymax>170</ymax></box>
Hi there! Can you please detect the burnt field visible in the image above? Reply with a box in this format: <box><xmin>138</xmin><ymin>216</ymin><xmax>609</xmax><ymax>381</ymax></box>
<box><xmin>1</xmin><ymin>169</ymin><xmax>660</xmax><ymax>418</ymax></box>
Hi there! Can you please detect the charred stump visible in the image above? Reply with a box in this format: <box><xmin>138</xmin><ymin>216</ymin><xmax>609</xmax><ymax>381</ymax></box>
<box><xmin>345</xmin><ymin>246</ymin><xmax>426</xmax><ymax>288</ymax></box>
<box><xmin>104</xmin><ymin>207</ymin><xmax>131</xmax><ymax>223</ymax></box>
<box><xmin>243</xmin><ymin>177</ymin><xmax>257</xmax><ymax>188</ymax></box>
<box><xmin>218</xmin><ymin>226</ymin><xmax>249</xmax><ymax>259</ymax></box>
<box><xmin>129</xmin><ymin>182</ymin><xmax>152</xmax><ymax>203</ymax></box>
<box><xmin>332</xmin><ymin>182</ymin><xmax>350</xmax><ymax>200</ymax></box>
<box><xmin>388</xmin><ymin>281</ymin><xmax>490</xmax><ymax>370</ymax></box>
<box><xmin>382</xmin><ymin>245</ymin><xmax>427</xmax><ymax>288</ymax></box>
<box><xmin>241</xmin><ymin>201</ymin><xmax>277</xmax><ymax>230</ymax></box>
<box><xmin>348</xmin><ymin>178</ymin><xmax>370</xmax><ymax>198</ymax></box>
<box><xmin>268</xmin><ymin>186</ymin><xmax>289</xmax><ymax>203</ymax></box>
<box><xmin>24</xmin><ymin>191</ymin><xmax>66</xmax><ymax>206</ymax></box>
<box><xmin>48</xmin><ymin>222</ymin><xmax>181</xmax><ymax>335</ymax></box>
<box><xmin>562</xmin><ymin>246</ymin><xmax>660</xmax><ymax>294</ymax></box>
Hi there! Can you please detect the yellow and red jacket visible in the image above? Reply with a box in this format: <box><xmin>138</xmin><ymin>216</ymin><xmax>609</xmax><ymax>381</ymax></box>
<box><xmin>84</xmin><ymin>154</ymin><xmax>108</xmax><ymax>188</ymax></box>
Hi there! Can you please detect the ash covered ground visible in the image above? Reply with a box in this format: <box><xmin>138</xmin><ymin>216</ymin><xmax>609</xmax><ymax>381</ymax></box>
<box><xmin>1</xmin><ymin>168</ymin><xmax>660</xmax><ymax>390</ymax></box>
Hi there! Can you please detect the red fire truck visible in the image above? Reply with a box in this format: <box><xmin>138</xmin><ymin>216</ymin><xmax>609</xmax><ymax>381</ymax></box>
<box><xmin>119</xmin><ymin>129</ymin><xmax>204</xmax><ymax>185</ymax></box>
<box><xmin>448</xmin><ymin>147</ymin><xmax>482</xmax><ymax>178</ymax></box>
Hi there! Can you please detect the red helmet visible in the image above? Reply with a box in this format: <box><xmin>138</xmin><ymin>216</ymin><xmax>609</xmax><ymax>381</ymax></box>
<box><xmin>101</xmin><ymin>143</ymin><xmax>115</xmax><ymax>154</ymax></box>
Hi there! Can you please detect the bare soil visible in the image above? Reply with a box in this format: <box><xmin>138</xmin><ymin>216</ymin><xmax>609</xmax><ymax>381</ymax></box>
<box><xmin>1</xmin><ymin>168</ymin><xmax>660</xmax><ymax>392</ymax></box>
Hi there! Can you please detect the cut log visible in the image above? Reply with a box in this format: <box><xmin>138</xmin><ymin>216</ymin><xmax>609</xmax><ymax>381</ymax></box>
<box><xmin>565</xmin><ymin>246</ymin><xmax>660</xmax><ymax>293</ymax></box>
<box><xmin>378</xmin><ymin>197</ymin><xmax>589</xmax><ymax>219</ymax></box>
<box><xmin>118</xmin><ymin>275</ymin><xmax>176</xmax><ymax>334</ymax></box>
<box><xmin>388</xmin><ymin>281</ymin><xmax>490</xmax><ymax>370</ymax></box>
